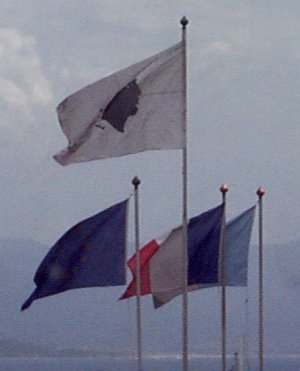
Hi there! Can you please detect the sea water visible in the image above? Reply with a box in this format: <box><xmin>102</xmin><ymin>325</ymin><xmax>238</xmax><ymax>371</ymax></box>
<box><xmin>0</xmin><ymin>355</ymin><xmax>299</xmax><ymax>370</ymax></box>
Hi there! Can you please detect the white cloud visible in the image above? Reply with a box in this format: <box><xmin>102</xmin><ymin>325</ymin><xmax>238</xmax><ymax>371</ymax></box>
<box><xmin>1</xmin><ymin>78</ymin><xmax>29</xmax><ymax>107</ymax></box>
<box><xmin>0</xmin><ymin>28</ymin><xmax>53</xmax><ymax>124</ymax></box>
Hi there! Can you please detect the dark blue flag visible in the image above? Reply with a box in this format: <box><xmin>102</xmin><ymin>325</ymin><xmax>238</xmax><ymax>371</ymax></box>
<box><xmin>21</xmin><ymin>199</ymin><xmax>129</xmax><ymax>311</ymax></box>
<box><xmin>188</xmin><ymin>203</ymin><xmax>225</xmax><ymax>285</ymax></box>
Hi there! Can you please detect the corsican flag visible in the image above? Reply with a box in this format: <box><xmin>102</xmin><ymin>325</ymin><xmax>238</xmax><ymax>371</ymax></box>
<box><xmin>21</xmin><ymin>200</ymin><xmax>129</xmax><ymax>311</ymax></box>
<box><xmin>54</xmin><ymin>42</ymin><xmax>184</xmax><ymax>165</ymax></box>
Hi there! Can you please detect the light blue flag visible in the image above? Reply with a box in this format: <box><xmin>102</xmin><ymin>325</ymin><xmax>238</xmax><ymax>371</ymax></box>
<box><xmin>224</xmin><ymin>205</ymin><xmax>256</xmax><ymax>286</ymax></box>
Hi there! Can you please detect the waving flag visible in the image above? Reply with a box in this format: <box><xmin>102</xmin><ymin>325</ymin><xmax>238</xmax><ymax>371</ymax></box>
<box><xmin>151</xmin><ymin>204</ymin><xmax>224</xmax><ymax>307</ymax></box>
<box><xmin>120</xmin><ymin>239</ymin><xmax>161</xmax><ymax>299</ymax></box>
<box><xmin>120</xmin><ymin>204</ymin><xmax>224</xmax><ymax>301</ymax></box>
<box><xmin>121</xmin><ymin>205</ymin><xmax>256</xmax><ymax>308</ymax></box>
<box><xmin>54</xmin><ymin>42</ymin><xmax>184</xmax><ymax>165</ymax></box>
<box><xmin>21</xmin><ymin>200</ymin><xmax>129</xmax><ymax>311</ymax></box>
<box><xmin>153</xmin><ymin>205</ymin><xmax>256</xmax><ymax>307</ymax></box>
<box><xmin>224</xmin><ymin>205</ymin><xmax>256</xmax><ymax>285</ymax></box>
<box><xmin>120</xmin><ymin>232</ymin><xmax>171</xmax><ymax>300</ymax></box>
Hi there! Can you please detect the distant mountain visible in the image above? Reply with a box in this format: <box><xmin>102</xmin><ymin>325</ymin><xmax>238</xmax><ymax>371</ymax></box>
<box><xmin>0</xmin><ymin>238</ymin><xmax>299</xmax><ymax>356</ymax></box>
<box><xmin>248</xmin><ymin>240</ymin><xmax>300</xmax><ymax>354</ymax></box>
<box><xmin>0</xmin><ymin>336</ymin><xmax>127</xmax><ymax>357</ymax></box>
<box><xmin>0</xmin><ymin>336</ymin><xmax>56</xmax><ymax>357</ymax></box>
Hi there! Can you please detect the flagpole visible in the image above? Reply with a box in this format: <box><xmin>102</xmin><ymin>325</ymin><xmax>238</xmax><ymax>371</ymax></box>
<box><xmin>220</xmin><ymin>184</ymin><xmax>228</xmax><ymax>371</ymax></box>
<box><xmin>257</xmin><ymin>187</ymin><xmax>265</xmax><ymax>371</ymax></box>
<box><xmin>180</xmin><ymin>16</ymin><xmax>189</xmax><ymax>371</ymax></box>
<box><xmin>132</xmin><ymin>176</ymin><xmax>142</xmax><ymax>371</ymax></box>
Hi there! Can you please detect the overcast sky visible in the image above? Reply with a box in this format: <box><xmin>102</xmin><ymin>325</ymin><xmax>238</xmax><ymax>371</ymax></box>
<box><xmin>1</xmin><ymin>1</ymin><xmax>300</xmax><ymax>361</ymax></box>
<box><xmin>1</xmin><ymin>1</ymin><xmax>299</xmax><ymax>247</ymax></box>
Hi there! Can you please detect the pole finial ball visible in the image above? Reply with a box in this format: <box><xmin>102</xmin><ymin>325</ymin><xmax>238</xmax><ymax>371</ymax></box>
<box><xmin>132</xmin><ymin>176</ymin><xmax>141</xmax><ymax>187</ymax></box>
<box><xmin>180</xmin><ymin>16</ymin><xmax>189</xmax><ymax>28</ymax></box>
<box><xmin>256</xmin><ymin>187</ymin><xmax>265</xmax><ymax>197</ymax></box>
<box><xmin>220</xmin><ymin>183</ymin><xmax>229</xmax><ymax>194</ymax></box>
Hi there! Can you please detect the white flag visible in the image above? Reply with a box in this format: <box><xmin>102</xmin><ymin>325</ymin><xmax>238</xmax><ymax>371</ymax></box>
<box><xmin>54</xmin><ymin>42</ymin><xmax>184</xmax><ymax>165</ymax></box>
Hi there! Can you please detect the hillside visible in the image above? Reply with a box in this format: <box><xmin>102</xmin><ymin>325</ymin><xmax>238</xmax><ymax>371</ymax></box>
<box><xmin>0</xmin><ymin>238</ymin><xmax>299</xmax><ymax>356</ymax></box>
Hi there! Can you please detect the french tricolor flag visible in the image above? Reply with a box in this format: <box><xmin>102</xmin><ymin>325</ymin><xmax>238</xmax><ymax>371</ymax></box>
<box><xmin>121</xmin><ymin>203</ymin><xmax>255</xmax><ymax>308</ymax></box>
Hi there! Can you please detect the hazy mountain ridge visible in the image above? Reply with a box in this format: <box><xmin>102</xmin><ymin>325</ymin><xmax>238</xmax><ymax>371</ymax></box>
<box><xmin>0</xmin><ymin>337</ymin><xmax>56</xmax><ymax>357</ymax></box>
<box><xmin>0</xmin><ymin>336</ymin><xmax>128</xmax><ymax>358</ymax></box>
<box><xmin>0</xmin><ymin>238</ymin><xmax>299</xmax><ymax>356</ymax></box>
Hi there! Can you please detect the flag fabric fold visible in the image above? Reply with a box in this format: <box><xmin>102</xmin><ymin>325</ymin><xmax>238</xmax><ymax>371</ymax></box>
<box><xmin>21</xmin><ymin>199</ymin><xmax>129</xmax><ymax>311</ymax></box>
<box><xmin>120</xmin><ymin>231</ymin><xmax>171</xmax><ymax>300</ymax></box>
<box><xmin>54</xmin><ymin>42</ymin><xmax>184</xmax><ymax>165</ymax></box>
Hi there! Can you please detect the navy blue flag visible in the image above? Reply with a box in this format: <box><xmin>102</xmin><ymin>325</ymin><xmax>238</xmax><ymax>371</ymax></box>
<box><xmin>188</xmin><ymin>203</ymin><xmax>225</xmax><ymax>285</ymax></box>
<box><xmin>21</xmin><ymin>199</ymin><xmax>129</xmax><ymax>311</ymax></box>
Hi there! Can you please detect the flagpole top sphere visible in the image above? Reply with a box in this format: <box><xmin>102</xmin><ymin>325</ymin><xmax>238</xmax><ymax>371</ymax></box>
<box><xmin>132</xmin><ymin>176</ymin><xmax>141</xmax><ymax>188</ymax></box>
<box><xmin>220</xmin><ymin>183</ymin><xmax>229</xmax><ymax>194</ymax></box>
<box><xmin>256</xmin><ymin>187</ymin><xmax>265</xmax><ymax>198</ymax></box>
<box><xmin>180</xmin><ymin>16</ymin><xmax>189</xmax><ymax>28</ymax></box>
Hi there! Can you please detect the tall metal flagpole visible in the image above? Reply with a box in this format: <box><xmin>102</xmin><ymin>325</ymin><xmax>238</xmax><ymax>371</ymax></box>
<box><xmin>257</xmin><ymin>187</ymin><xmax>265</xmax><ymax>371</ymax></box>
<box><xmin>180</xmin><ymin>16</ymin><xmax>189</xmax><ymax>371</ymax></box>
<box><xmin>132</xmin><ymin>176</ymin><xmax>142</xmax><ymax>371</ymax></box>
<box><xmin>220</xmin><ymin>184</ymin><xmax>228</xmax><ymax>371</ymax></box>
